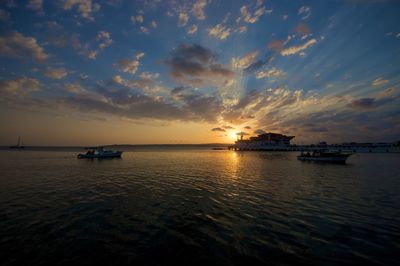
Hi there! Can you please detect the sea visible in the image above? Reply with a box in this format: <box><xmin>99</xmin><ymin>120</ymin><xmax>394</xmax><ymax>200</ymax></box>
<box><xmin>0</xmin><ymin>146</ymin><xmax>399</xmax><ymax>265</ymax></box>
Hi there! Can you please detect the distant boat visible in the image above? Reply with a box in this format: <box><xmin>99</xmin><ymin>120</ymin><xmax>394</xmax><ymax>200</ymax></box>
<box><xmin>297</xmin><ymin>150</ymin><xmax>352</xmax><ymax>164</ymax></box>
<box><xmin>77</xmin><ymin>146</ymin><xmax>122</xmax><ymax>159</ymax></box>
<box><xmin>9</xmin><ymin>136</ymin><xmax>25</xmax><ymax>149</ymax></box>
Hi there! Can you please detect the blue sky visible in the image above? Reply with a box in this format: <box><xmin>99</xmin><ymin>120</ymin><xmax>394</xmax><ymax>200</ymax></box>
<box><xmin>0</xmin><ymin>0</ymin><xmax>400</xmax><ymax>145</ymax></box>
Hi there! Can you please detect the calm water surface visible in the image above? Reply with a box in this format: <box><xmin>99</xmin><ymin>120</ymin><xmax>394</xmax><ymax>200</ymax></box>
<box><xmin>0</xmin><ymin>149</ymin><xmax>399</xmax><ymax>265</ymax></box>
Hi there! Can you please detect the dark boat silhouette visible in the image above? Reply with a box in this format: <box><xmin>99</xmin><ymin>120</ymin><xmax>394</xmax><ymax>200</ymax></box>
<box><xmin>9</xmin><ymin>136</ymin><xmax>25</xmax><ymax>149</ymax></box>
<box><xmin>297</xmin><ymin>150</ymin><xmax>352</xmax><ymax>163</ymax></box>
<box><xmin>77</xmin><ymin>146</ymin><xmax>122</xmax><ymax>159</ymax></box>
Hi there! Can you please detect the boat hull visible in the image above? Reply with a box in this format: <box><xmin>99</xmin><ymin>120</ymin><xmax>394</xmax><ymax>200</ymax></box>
<box><xmin>77</xmin><ymin>151</ymin><xmax>122</xmax><ymax>159</ymax></box>
<box><xmin>297</xmin><ymin>154</ymin><xmax>350</xmax><ymax>163</ymax></box>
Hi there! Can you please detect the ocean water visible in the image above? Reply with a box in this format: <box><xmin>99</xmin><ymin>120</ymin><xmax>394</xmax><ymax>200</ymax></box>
<box><xmin>0</xmin><ymin>148</ymin><xmax>399</xmax><ymax>265</ymax></box>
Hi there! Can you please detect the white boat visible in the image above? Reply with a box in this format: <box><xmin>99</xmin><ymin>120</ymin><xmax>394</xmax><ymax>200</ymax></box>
<box><xmin>77</xmin><ymin>146</ymin><xmax>122</xmax><ymax>159</ymax></box>
<box><xmin>297</xmin><ymin>150</ymin><xmax>351</xmax><ymax>163</ymax></box>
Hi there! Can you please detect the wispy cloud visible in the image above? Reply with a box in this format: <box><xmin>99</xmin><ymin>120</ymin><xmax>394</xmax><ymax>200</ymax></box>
<box><xmin>372</xmin><ymin>77</ymin><xmax>389</xmax><ymax>86</ymax></box>
<box><xmin>71</xmin><ymin>31</ymin><xmax>112</xmax><ymax>59</ymax></box>
<box><xmin>298</xmin><ymin>6</ymin><xmax>311</xmax><ymax>20</ymax></box>
<box><xmin>238</xmin><ymin>5</ymin><xmax>266</xmax><ymax>23</ymax></box>
<box><xmin>280</xmin><ymin>38</ymin><xmax>317</xmax><ymax>56</ymax></box>
<box><xmin>0</xmin><ymin>77</ymin><xmax>40</xmax><ymax>97</ymax></box>
<box><xmin>116</xmin><ymin>52</ymin><xmax>145</xmax><ymax>74</ymax></box>
<box><xmin>192</xmin><ymin>0</ymin><xmax>207</xmax><ymax>20</ymax></box>
<box><xmin>207</xmin><ymin>24</ymin><xmax>231</xmax><ymax>40</ymax></box>
<box><xmin>44</xmin><ymin>67</ymin><xmax>68</xmax><ymax>79</ymax></box>
<box><xmin>187</xmin><ymin>24</ymin><xmax>198</xmax><ymax>34</ymax></box>
<box><xmin>63</xmin><ymin>0</ymin><xmax>101</xmax><ymax>21</ymax></box>
<box><xmin>255</xmin><ymin>68</ymin><xmax>286</xmax><ymax>79</ymax></box>
<box><xmin>231</xmin><ymin>51</ymin><xmax>259</xmax><ymax>69</ymax></box>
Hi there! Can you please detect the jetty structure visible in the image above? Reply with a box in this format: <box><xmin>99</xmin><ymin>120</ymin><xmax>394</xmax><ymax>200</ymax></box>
<box><xmin>228</xmin><ymin>132</ymin><xmax>400</xmax><ymax>153</ymax></box>
<box><xmin>229</xmin><ymin>132</ymin><xmax>296</xmax><ymax>151</ymax></box>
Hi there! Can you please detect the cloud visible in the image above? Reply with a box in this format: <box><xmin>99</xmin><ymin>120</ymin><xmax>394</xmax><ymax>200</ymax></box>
<box><xmin>0</xmin><ymin>31</ymin><xmax>48</xmax><ymax>61</ymax></box>
<box><xmin>348</xmin><ymin>97</ymin><xmax>376</xmax><ymax>109</ymax></box>
<box><xmin>280</xmin><ymin>38</ymin><xmax>317</xmax><ymax>56</ymax></box>
<box><xmin>171</xmin><ymin>86</ymin><xmax>189</xmax><ymax>95</ymax></box>
<box><xmin>239</xmin><ymin>5</ymin><xmax>266</xmax><ymax>23</ymax></box>
<box><xmin>65</xmin><ymin>83</ymin><xmax>88</xmax><ymax>94</ymax></box>
<box><xmin>187</xmin><ymin>24</ymin><xmax>198</xmax><ymax>34</ymax></box>
<box><xmin>231</xmin><ymin>51</ymin><xmax>259</xmax><ymax>69</ymax></box>
<box><xmin>222</xmin><ymin>125</ymin><xmax>235</xmax><ymax>129</ymax></box>
<box><xmin>26</xmin><ymin>0</ymin><xmax>42</xmax><ymax>12</ymax></box>
<box><xmin>298</xmin><ymin>6</ymin><xmax>311</xmax><ymax>20</ymax></box>
<box><xmin>131</xmin><ymin>14</ymin><xmax>144</xmax><ymax>23</ymax></box>
<box><xmin>236</xmin><ymin>26</ymin><xmax>247</xmax><ymax>33</ymax></box>
<box><xmin>207</xmin><ymin>24</ymin><xmax>231</xmax><ymax>40</ymax></box>
<box><xmin>140</xmin><ymin>26</ymin><xmax>149</xmax><ymax>34</ymax></box>
<box><xmin>294</xmin><ymin>23</ymin><xmax>311</xmax><ymax>35</ymax></box>
<box><xmin>0</xmin><ymin>77</ymin><xmax>40</xmax><ymax>96</ymax></box>
<box><xmin>211</xmin><ymin>127</ymin><xmax>226</xmax><ymax>132</ymax></box>
<box><xmin>71</xmin><ymin>31</ymin><xmax>112</xmax><ymax>59</ymax></box>
<box><xmin>63</xmin><ymin>0</ymin><xmax>101</xmax><ymax>20</ymax></box>
<box><xmin>165</xmin><ymin>43</ymin><xmax>234</xmax><ymax>87</ymax></box>
<box><xmin>178</xmin><ymin>12</ymin><xmax>189</xmax><ymax>27</ymax></box>
<box><xmin>372</xmin><ymin>77</ymin><xmax>389</xmax><ymax>86</ymax></box>
<box><xmin>58</xmin><ymin>83</ymin><xmax>224</xmax><ymax>123</ymax></box>
<box><xmin>254</xmin><ymin>129</ymin><xmax>266</xmax><ymax>135</ymax></box>
<box><xmin>192</xmin><ymin>0</ymin><xmax>207</xmax><ymax>20</ymax></box>
<box><xmin>116</xmin><ymin>52</ymin><xmax>144</xmax><ymax>74</ymax></box>
<box><xmin>151</xmin><ymin>20</ymin><xmax>157</xmax><ymax>28</ymax></box>
<box><xmin>0</xmin><ymin>9</ymin><xmax>10</xmax><ymax>21</ymax></box>
<box><xmin>348</xmin><ymin>92</ymin><xmax>397</xmax><ymax>109</ymax></box>
<box><xmin>96</xmin><ymin>31</ymin><xmax>112</xmax><ymax>49</ymax></box>
<box><xmin>267</xmin><ymin>39</ymin><xmax>285</xmax><ymax>52</ymax></box>
<box><xmin>44</xmin><ymin>67</ymin><xmax>68</xmax><ymax>79</ymax></box>
<box><xmin>244</xmin><ymin>126</ymin><xmax>251</xmax><ymax>129</ymax></box>
<box><xmin>255</xmin><ymin>68</ymin><xmax>286</xmax><ymax>79</ymax></box>
<box><xmin>111</xmin><ymin>74</ymin><xmax>156</xmax><ymax>94</ymax></box>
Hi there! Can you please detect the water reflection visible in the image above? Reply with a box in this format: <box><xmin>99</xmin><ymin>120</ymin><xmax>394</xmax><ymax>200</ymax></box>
<box><xmin>0</xmin><ymin>150</ymin><xmax>399</xmax><ymax>265</ymax></box>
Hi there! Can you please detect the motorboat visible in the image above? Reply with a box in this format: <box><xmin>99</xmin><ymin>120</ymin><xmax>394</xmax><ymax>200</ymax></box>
<box><xmin>77</xmin><ymin>146</ymin><xmax>122</xmax><ymax>159</ymax></box>
<box><xmin>297</xmin><ymin>150</ymin><xmax>351</xmax><ymax>163</ymax></box>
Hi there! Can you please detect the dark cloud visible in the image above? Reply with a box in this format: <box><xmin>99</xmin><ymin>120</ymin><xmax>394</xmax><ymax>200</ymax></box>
<box><xmin>165</xmin><ymin>43</ymin><xmax>234</xmax><ymax>87</ymax></box>
<box><xmin>171</xmin><ymin>86</ymin><xmax>189</xmax><ymax>95</ymax></box>
<box><xmin>309</xmin><ymin>127</ymin><xmax>328</xmax><ymax>132</ymax></box>
<box><xmin>244</xmin><ymin>126</ymin><xmax>251</xmax><ymax>129</ymax></box>
<box><xmin>180</xmin><ymin>93</ymin><xmax>223</xmax><ymax>123</ymax></box>
<box><xmin>348</xmin><ymin>95</ymin><xmax>398</xmax><ymax>110</ymax></box>
<box><xmin>243</xmin><ymin>54</ymin><xmax>274</xmax><ymax>74</ymax></box>
<box><xmin>348</xmin><ymin>97</ymin><xmax>376</xmax><ymax>109</ymax></box>
<box><xmin>222</xmin><ymin>125</ymin><xmax>235</xmax><ymax>129</ymax></box>
<box><xmin>211</xmin><ymin>127</ymin><xmax>225</xmax><ymax>132</ymax></box>
<box><xmin>0</xmin><ymin>31</ymin><xmax>48</xmax><ymax>61</ymax></box>
<box><xmin>254</xmin><ymin>129</ymin><xmax>266</xmax><ymax>135</ymax></box>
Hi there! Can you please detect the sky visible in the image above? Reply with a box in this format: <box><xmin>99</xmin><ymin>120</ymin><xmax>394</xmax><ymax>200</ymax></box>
<box><xmin>0</xmin><ymin>0</ymin><xmax>400</xmax><ymax>146</ymax></box>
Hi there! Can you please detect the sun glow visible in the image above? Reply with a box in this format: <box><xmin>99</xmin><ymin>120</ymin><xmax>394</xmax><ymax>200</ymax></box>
<box><xmin>229</xmin><ymin>131</ymin><xmax>238</xmax><ymax>142</ymax></box>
